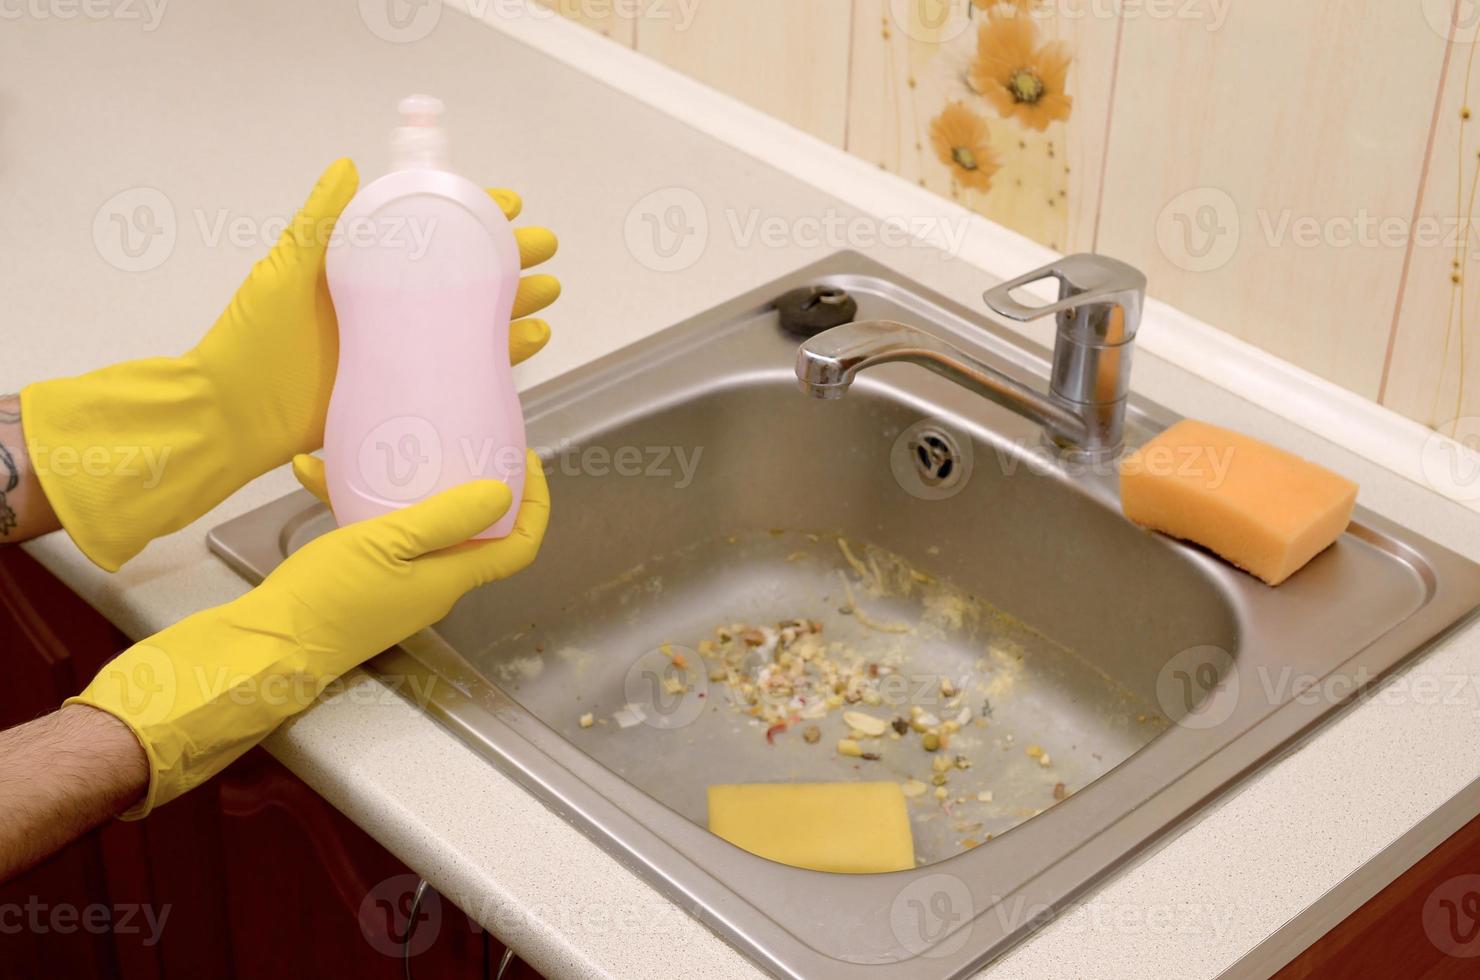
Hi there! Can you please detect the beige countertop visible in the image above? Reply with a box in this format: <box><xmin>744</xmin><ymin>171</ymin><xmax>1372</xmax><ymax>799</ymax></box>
<box><xmin>5</xmin><ymin>2</ymin><xmax>1480</xmax><ymax>977</ymax></box>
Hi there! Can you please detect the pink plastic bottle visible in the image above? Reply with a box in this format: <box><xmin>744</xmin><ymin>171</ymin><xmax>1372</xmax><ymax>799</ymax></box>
<box><xmin>324</xmin><ymin>95</ymin><xmax>526</xmax><ymax>539</ymax></box>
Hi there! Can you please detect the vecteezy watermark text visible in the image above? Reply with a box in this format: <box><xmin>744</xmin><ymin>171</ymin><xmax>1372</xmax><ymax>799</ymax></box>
<box><xmin>355</xmin><ymin>426</ymin><xmax>705</xmax><ymax>504</ymax></box>
<box><xmin>0</xmin><ymin>0</ymin><xmax>167</xmax><ymax>30</ymax></box>
<box><xmin>26</xmin><ymin>442</ymin><xmax>171</xmax><ymax>489</ymax></box>
<box><xmin>1157</xmin><ymin>186</ymin><xmax>1480</xmax><ymax>273</ymax></box>
<box><xmin>93</xmin><ymin>186</ymin><xmax>441</xmax><ymax>273</ymax></box>
<box><xmin>624</xmin><ymin>187</ymin><xmax>972</xmax><ymax>273</ymax></box>
<box><xmin>0</xmin><ymin>898</ymin><xmax>170</xmax><ymax>945</ymax></box>
<box><xmin>544</xmin><ymin>440</ymin><xmax>703</xmax><ymax>489</ymax></box>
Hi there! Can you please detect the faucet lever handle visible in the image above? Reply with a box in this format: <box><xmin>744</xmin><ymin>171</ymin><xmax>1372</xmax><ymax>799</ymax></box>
<box><xmin>982</xmin><ymin>253</ymin><xmax>1146</xmax><ymax>343</ymax></box>
<box><xmin>982</xmin><ymin>253</ymin><xmax>1147</xmax><ymax>456</ymax></box>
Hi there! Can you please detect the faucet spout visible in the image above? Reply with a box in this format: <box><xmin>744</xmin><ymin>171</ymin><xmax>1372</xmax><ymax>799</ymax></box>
<box><xmin>793</xmin><ymin>254</ymin><xmax>1146</xmax><ymax>457</ymax></box>
<box><xmin>795</xmin><ymin>319</ymin><xmax>1089</xmax><ymax>443</ymax></box>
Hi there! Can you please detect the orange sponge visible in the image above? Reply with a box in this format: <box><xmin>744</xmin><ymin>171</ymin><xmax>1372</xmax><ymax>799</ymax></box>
<box><xmin>1119</xmin><ymin>420</ymin><xmax>1358</xmax><ymax>586</ymax></box>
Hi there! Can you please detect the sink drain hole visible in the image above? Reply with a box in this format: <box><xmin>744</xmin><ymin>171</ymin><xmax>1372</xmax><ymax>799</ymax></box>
<box><xmin>910</xmin><ymin>430</ymin><xmax>961</xmax><ymax>488</ymax></box>
<box><xmin>890</xmin><ymin>418</ymin><xmax>975</xmax><ymax>501</ymax></box>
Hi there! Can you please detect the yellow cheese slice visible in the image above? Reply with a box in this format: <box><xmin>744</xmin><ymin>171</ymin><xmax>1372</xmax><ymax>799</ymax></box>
<box><xmin>1120</xmin><ymin>419</ymin><xmax>1358</xmax><ymax>586</ymax></box>
<box><xmin>707</xmin><ymin>781</ymin><xmax>916</xmax><ymax>874</ymax></box>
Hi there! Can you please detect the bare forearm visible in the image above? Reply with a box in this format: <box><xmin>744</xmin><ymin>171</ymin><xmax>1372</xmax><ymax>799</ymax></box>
<box><xmin>0</xmin><ymin>393</ymin><xmax>60</xmax><ymax>543</ymax></box>
<box><xmin>0</xmin><ymin>705</ymin><xmax>148</xmax><ymax>881</ymax></box>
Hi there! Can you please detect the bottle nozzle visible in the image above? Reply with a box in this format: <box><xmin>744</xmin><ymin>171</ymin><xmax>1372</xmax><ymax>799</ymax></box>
<box><xmin>391</xmin><ymin>94</ymin><xmax>449</xmax><ymax>172</ymax></box>
<box><xmin>398</xmin><ymin>94</ymin><xmax>444</xmax><ymax>128</ymax></box>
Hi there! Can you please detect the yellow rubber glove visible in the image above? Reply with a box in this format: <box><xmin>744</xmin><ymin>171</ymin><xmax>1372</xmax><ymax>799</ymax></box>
<box><xmin>22</xmin><ymin>159</ymin><xmax>560</xmax><ymax>571</ymax></box>
<box><xmin>66</xmin><ymin>451</ymin><xmax>549</xmax><ymax>819</ymax></box>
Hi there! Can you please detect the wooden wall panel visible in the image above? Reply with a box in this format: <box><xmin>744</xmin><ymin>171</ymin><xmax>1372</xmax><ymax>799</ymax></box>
<box><xmin>845</xmin><ymin>0</ymin><xmax>1119</xmax><ymax>252</ymax></box>
<box><xmin>541</xmin><ymin>0</ymin><xmax>1480</xmax><ymax>435</ymax></box>
<box><xmin>536</xmin><ymin>0</ymin><xmax>637</xmax><ymax>47</ymax></box>
<box><xmin>1094</xmin><ymin>0</ymin><xmax>1445</xmax><ymax>400</ymax></box>
<box><xmin>634</xmin><ymin>0</ymin><xmax>855</xmax><ymax>147</ymax></box>
<box><xmin>1057</xmin><ymin>4</ymin><xmax>1121</xmax><ymax>254</ymax></box>
<box><xmin>1383</xmin><ymin>13</ymin><xmax>1480</xmax><ymax>434</ymax></box>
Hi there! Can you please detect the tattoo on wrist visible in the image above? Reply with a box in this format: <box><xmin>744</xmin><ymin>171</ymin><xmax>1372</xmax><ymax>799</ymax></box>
<box><xmin>0</xmin><ymin>396</ymin><xmax>19</xmax><ymax>536</ymax></box>
<box><xmin>0</xmin><ymin>444</ymin><xmax>17</xmax><ymax>537</ymax></box>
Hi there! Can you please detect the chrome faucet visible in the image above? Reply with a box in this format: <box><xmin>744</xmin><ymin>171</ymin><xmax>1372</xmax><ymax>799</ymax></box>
<box><xmin>794</xmin><ymin>254</ymin><xmax>1146</xmax><ymax>458</ymax></box>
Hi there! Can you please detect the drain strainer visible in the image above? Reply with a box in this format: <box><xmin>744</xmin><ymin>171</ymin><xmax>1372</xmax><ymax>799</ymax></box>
<box><xmin>910</xmin><ymin>429</ymin><xmax>960</xmax><ymax>487</ymax></box>
<box><xmin>889</xmin><ymin>420</ymin><xmax>974</xmax><ymax>500</ymax></box>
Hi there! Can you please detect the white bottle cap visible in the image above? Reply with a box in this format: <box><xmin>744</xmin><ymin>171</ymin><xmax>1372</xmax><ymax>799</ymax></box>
<box><xmin>390</xmin><ymin>94</ymin><xmax>449</xmax><ymax>171</ymax></box>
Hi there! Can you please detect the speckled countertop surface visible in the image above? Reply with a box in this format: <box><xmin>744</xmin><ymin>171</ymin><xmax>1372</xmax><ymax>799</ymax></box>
<box><xmin>5</xmin><ymin>3</ymin><xmax>1480</xmax><ymax>978</ymax></box>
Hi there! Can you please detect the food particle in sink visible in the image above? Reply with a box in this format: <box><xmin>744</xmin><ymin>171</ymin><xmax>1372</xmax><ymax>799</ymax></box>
<box><xmin>493</xmin><ymin>654</ymin><xmax>545</xmax><ymax>684</ymax></box>
<box><xmin>613</xmin><ymin>703</ymin><xmax>646</xmax><ymax>728</ymax></box>
<box><xmin>1025</xmin><ymin>743</ymin><xmax>1043</xmax><ymax>759</ymax></box>
<box><xmin>931</xmin><ymin>755</ymin><xmax>953</xmax><ymax>774</ymax></box>
<box><xmin>843</xmin><ymin>710</ymin><xmax>888</xmax><ymax>737</ymax></box>
<box><xmin>837</xmin><ymin>537</ymin><xmax>871</xmax><ymax>579</ymax></box>
<box><xmin>960</xmin><ymin>838</ymin><xmax>981</xmax><ymax>849</ymax></box>
<box><xmin>578</xmin><ymin>712</ymin><xmax>594</xmax><ymax>729</ymax></box>
<box><xmin>802</xmin><ymin>725</ymin><xmax>821</xmax><ymax>744</ymax></box>
<box><xmin>1053</xmin><ymin>782</ymin><xmax>1068</xmax><ymax>801</ymax></box>
<box><xmin>891</xmin><ymin>717</ymin><xmax>910</xmax><ymax>736</ymax></box>
<box><xmin>834</xmin><ymin>738</ymin><xmax>881</xmax><ymax>762</ymax></box>
<box><xmin>977</xmin><ymin>790</ymin><xmax>994</xmax><ymax>803</ymax></box>
<box><xmin>933</xmin><ymin>787</ymin><xmax>948</xmax><ymax>800</ymax></box>
<box><xmin>901</xmin><ymin>779</ymin><xmax>929</xmax><ymax>798</ymax></box>
<box><xmin>1038</xmin><ymin>753</ymin><xmax>1052</xmax><ymax>768</ymax></box>
<box><xmin>953</xmin><ymin>755</ymin><xmax>971</xmax><ymax>770</ymax></box>
<box><xmin>922</xmin><ymin>732</ymin><xmax>941</xmax><ymax>752</ymax></box>
<box><xmin>698</xmin><ymin>616</ymin><xmax>901</xmax><ymax>733</ymax></box>
<box><xmin>837</xmin><ymin>573</ymin><xmax>912</xmax><ymax>634</ymax></box>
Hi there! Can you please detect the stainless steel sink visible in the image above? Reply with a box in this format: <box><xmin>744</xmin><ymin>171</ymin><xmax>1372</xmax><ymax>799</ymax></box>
<box><xmin>209</xmin><ymin>252</ymin><xmax>1480</xmax><ymax>978</ymax></box>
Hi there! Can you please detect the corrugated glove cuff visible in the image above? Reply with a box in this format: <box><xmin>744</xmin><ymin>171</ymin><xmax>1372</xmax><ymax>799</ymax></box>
<box><xmin>21</xmin><ymin>356</ymin><xmax>277</xmax><ymax>572</ymax></box>
<box><xmin>65</xmin><ymin>591</ymin><xmax>341</xmax><ymax>820</ymax></box>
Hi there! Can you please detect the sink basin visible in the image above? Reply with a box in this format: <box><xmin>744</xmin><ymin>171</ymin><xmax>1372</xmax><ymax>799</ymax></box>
<box><xmin>209</xmin><ymin>252</ymin><xmax>1480</xmax><ymax>978</ymax></box>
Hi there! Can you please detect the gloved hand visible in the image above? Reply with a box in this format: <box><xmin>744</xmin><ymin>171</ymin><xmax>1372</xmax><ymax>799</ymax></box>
<box><xmin>67</xmin><ymin>451</ymin><xmax>549</xmax><ymax>818</ymax></box>
<box><xmin>22</xmin><ymin>159</ymin><xmax>560</xmax><ymax>571</ymax></box>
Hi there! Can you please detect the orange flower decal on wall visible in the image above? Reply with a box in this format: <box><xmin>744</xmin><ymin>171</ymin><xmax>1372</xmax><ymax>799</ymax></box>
<box><xmin>970</xmin><ymin>14</ymin><xmax>1072</xmax><ymax>132</ymax></box>
<box><xmin>973</xmin><ymin>0</ymin><xmax>1036</xmax><ymax>11</ymax></box>
<box><xmin>929</xmin><ymin>101</ymin><xmax>1002</xmax><ymax>192</ymax></box>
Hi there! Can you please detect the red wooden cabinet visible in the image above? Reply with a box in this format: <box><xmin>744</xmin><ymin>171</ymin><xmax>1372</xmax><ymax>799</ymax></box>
<box><xmin>0</xmin><ymin>547</ymin><xmax>538</xmax><ymax>979</ymax></box>
<box><xmin>1274</xmin><ymin>810</ymin><xmax>1480</xmax><ymax>979</ymax></box>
